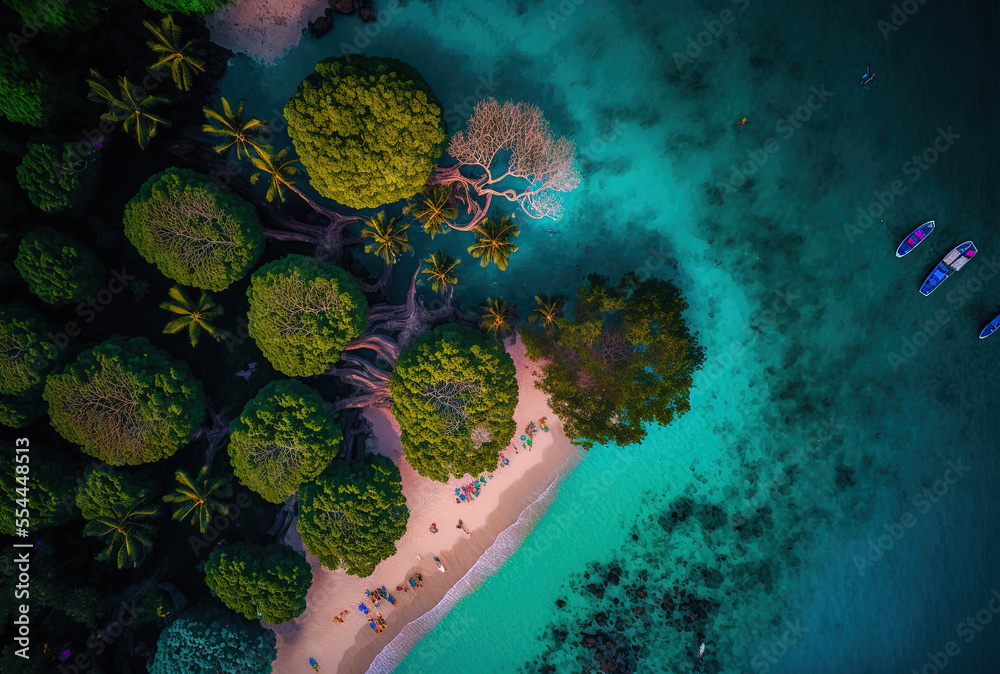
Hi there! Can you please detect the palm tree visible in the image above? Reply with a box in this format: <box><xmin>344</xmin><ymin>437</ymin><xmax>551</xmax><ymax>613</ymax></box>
<box><xmin>467</xmin><ymin>215</ymin><xmax>520</xmax><ymax>271</ymax></box>
<box><xmin>421</xmin><ymin>250</ymin><xmax>461</xmax><ymax>294</ymax></box>
<box><xmin>362</xmin><ymin>212</ymin><xmax>412</xmax><ymax>266</ymax></box>
<box><xmin>481</xmin><ymin>296</ymin><xmax>514</xmax><ymax>338</ymax></box>
<box><xmin>202</xmin><ymin>97</ymin><xmax>268</xmax><ymax>160</ymax></box>
<box><xmin>529</xmin><ymin>294</ymin><xmax>564</xmax><ymax>329</ymax></box>
<box><xmin>162</xmin><ymin>467</ymin><xmax>233</xmax><ymax>534</ymax></box>
<box><xmin>83</xmin><ymin>501</ymin><xmax>159</xmax><ymax>569</ymax></box>
<box><xmin>86</xmin><ymin>69</ymin><xmax>170</xmax><ymax>150</ymax></box>
<box><xmin>160</xmin><ymin>286</ymin><xmax>226</xmax><ymax>347</ymax></box>
<box><xmin>144</xmin><ymin>14</ymin><xmax>205</xmax><ymax>91</ymax></box>
<box><xmin>404</xmin><ymin>185</ymin><xmax>458</xmax><ymax>238</ymax></box>
<box><xmin>250</xmin><ymin>146</ymin><xmax>300</xmax><ymax>202</ymax></box>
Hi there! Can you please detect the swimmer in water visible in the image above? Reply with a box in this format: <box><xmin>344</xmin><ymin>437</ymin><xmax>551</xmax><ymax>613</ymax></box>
<box><xmin>735</xmin><ymin>116</ymin><xmax>747</xmax><ymax>126</ymax></box>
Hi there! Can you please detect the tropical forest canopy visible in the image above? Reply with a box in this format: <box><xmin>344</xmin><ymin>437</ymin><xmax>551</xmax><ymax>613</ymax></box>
<box><xmin>0</xmin><ymin>2</ymin><xmax>709</xmax><ymax>669</ymax></box>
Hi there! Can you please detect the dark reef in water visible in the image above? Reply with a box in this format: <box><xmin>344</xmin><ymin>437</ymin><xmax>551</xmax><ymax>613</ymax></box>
<box><xmin>522</xmin><ymin>492</ymin><xmax>805</xmax><ymax>673</ymax></box>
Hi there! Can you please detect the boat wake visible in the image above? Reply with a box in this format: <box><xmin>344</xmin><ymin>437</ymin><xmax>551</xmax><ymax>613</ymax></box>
<box><xmin>366</xmin><ymin>473</ymin><xmax>568</xmax><ymax>673</ymax></box>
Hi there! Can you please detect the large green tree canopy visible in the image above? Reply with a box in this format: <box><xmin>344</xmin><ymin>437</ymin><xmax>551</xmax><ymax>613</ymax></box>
<box><xmin>123</xmin><ymin>167</ymin><xmax>263</xmax><ymax>291</ymax></box>
<box><xmin>521</xmin><ymin>275</ymin><xmax>705</xmax><ymax>450</ymax></box>
<box><xmin>246</xmin><ymin>255</ymin><xmax>367</xmax><ymax>377</ymax></box>
<box><xmin>43</xmin><ymin>337</ymin><xmax>206</xmax><ymax>465</ymax></box>
<box><xmin>16</xmin><ymin>142</ymin><xmax>100</xmax><ymax>213</ymax></box>
<box><xmin>390</xmin><ymin>324</ymin><xmax>517</xmax><ymax>482</ymax></box>
<box><xmin>297</xmin><ymin>455</ymin><xmax>408</xmax><ymax>577</ymax></box>
<box><xmin>205</xmin><ymin>542</ymin><xmax>312</xmax><ymax>624</ymax></box>
<box><xmin>0</xmin><ymin>50</ymin><xmax>55</xmax><ymax>127</ymax></box>
<box><xmin>15</xmin><ymin>227</ymin><xmax>104</xmax><ymax>306</ymax></box>
<box><xmin>149</xmin><ymin>607</ymin><xmax>277</xmax><ymax>674</ymax></box>
<box><xmin>285</xmin><ymin>56</ymin><xmax>445</xmax><ymax>210</ymax></box>
<box><xmin>228</xmin><ymin>379</ymin><xmax>342</xmax><ymax>503</ymax></box>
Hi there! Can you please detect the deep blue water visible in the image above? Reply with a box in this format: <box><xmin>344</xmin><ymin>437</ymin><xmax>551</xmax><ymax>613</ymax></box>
<box><xmin>220</xmin><ymin>0</ymin><xmax>1000</xmax><ymax>672</ymax></box>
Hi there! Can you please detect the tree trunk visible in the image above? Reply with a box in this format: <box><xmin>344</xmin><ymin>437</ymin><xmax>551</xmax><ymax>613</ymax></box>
<box><xmin>267</xmin><ymin>494</ymin><xmax>298</xmax><ymax>543</ymax></box>
<box><xmin>157</xmin><ymin>582</ymin><xmax>188</xmax><ymax>617</ymax></box>
<box><xmin>343</xmin><ymin>333</ymin><xmax>400</xmax><ymax>365</ymax></box>
<box><xmin>428</xmin><ymin>165</ymin><xmax>492</xmax><ymax>231</ymax></box>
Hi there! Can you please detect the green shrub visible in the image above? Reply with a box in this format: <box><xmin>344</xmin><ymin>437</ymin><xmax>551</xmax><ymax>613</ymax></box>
<box><xmin>0</xmin><ymin>304</ymin><xmax>57</xmax><ymax>396</ymax></box>
<box><xmin>0</xmin><ymin>304</ymin><xmax>56</xmax><ymax>428</ymax></box>
<box><xmin>123</xmin><ymin>167</ymin><xmax>263</xmax><ymax>291</ymax></box>
<box><xmin>75</xmin><ymin>463</ymin><xmax>157</xmax><ymax>520</ymax></box>
<box><xmin>285</xmin><ymin>56</ymin><xmax>445</xmax><ymax>209</ymax></box>
<box><xmin>205</xmin><ymin>543</ymin><xmax>312</xmax><ymax>624</ymax></box>
<box><xmin>0</xmin><ymin>392</ymin><xmax>45</xmax><ymax>428</ymax></box>
<box><xmin>0</xmin><ymin>50</ymin><xmax>55</xmax><ymax>126</ymax></box>
<box><xmin>16</xmin><ymin>142</ymin><xmax>100</xmax><ymax>213</ymax></box>
<box><xmin>15</xmin><ymin>227</ymin><xmax>104</xmax><ymax>306</ymax></box>
<box><xmin>0</xmin><ymin>445</ymin><xmax>75</xmax><ymax>534</ymax></box>
<box><xmin>2</xmin><ymin>0</ymin><xmax>103</xmax><ymax>36</ymax></box>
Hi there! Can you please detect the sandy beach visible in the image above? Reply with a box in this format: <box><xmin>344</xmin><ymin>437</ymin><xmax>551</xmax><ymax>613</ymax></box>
<box><xmin>272</xmin><ymin>336</ymin><xmax>583</xmax><ymax>673</ymax></box>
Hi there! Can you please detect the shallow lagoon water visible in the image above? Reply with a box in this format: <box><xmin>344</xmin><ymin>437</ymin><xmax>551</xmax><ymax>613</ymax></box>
<box><xmin>219</xmin><ymin>0</ymin><xmax>999</xmax><ymax>671</ymax></box>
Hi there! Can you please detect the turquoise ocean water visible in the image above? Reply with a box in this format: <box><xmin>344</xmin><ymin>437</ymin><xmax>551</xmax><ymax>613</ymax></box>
<box><xmin>219</xmin><ymin>0</ymin><xmax>999</xmax><ymax>671</ymax></box>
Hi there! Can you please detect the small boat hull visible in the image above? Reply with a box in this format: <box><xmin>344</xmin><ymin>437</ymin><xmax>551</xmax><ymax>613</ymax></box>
<box><xmin>919</xmin><ymin>241</ymin><xmax>976</xmax><ymax>296</ymax></box>
<box><xmin>896</xmin><ymin>220</ymin><xmax>935</xmax><ymax>257</ymax></box>
<box><xmin>980</xmin><ymin>313</ymin><xmax>1000</xmax><ymax>339</ymax></box>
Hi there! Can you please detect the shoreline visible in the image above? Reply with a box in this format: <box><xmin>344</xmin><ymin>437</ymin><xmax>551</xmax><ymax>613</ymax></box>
<box><xmin>273</xmin><ymin>336</ymin><xmax>583</xmax><ymax>673</ymax></box>
<box><xmin>363</xmin><ymin>431</ymin><xmax>582</xmax><ymax>673</ymax></box>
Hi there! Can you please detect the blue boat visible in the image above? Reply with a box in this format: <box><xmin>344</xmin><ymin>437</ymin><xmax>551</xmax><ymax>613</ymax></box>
<box><xmin>919</xmin><ymin>241</ymin><xmax>976</xmax><ymax>296</ymax></box>
<box><xmin>980</xmin><ymin>313</ymin><xmax>1000</xmax><ymax>339</ymax></box>
<box><xmin>895</xmin><ymin>220</ymin><xmax>935</xmax><ymax>257</ymax></box>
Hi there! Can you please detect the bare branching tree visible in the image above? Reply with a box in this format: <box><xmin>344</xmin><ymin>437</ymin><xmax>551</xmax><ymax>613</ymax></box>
<box><xmin>429</xmin><ymin>98</ymin><xmax>581</xmax><ymax>230</ymax></box>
